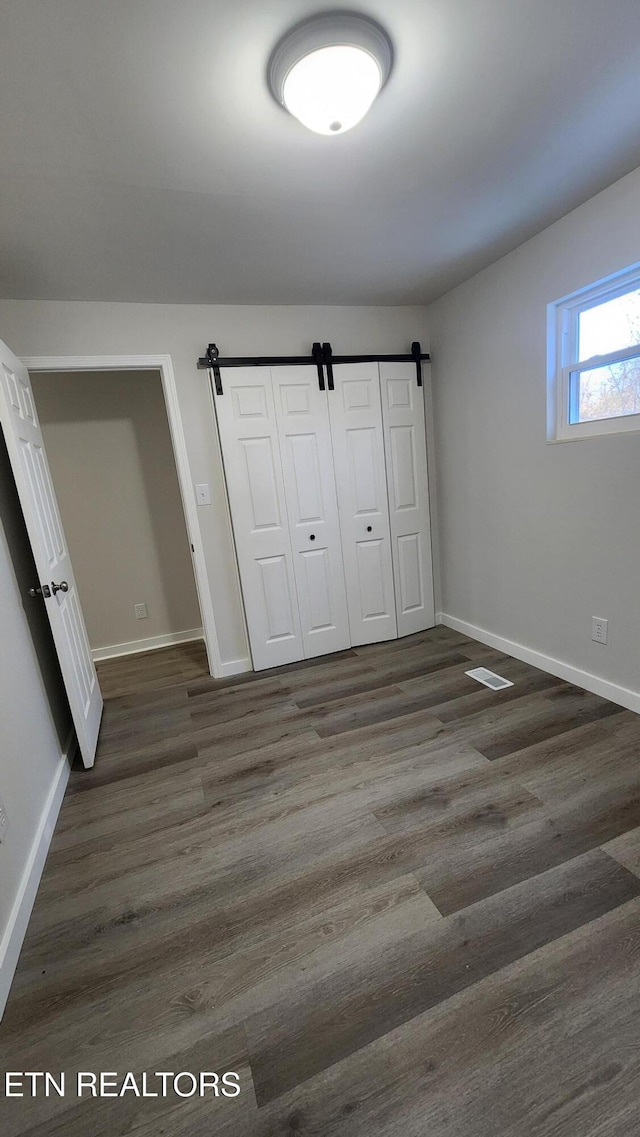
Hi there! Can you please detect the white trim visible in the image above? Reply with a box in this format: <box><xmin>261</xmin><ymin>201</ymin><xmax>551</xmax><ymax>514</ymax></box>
<box><xmin>437</xmin><ymin>612</ymin><xmax>640</xmax><ymax>715</ymax></box>
<box><xmin>218</xmin><ymin>656</ymin><xmax>253</xmax><ymax>677</ymax></box>
<box><xmin>548</xmin><ymin>262</ymin><xmax>640</xmax><ymax>442</ymax></box>
<box><xmin>0</xmin><ymin>733</ymin><xmax>74</xmax><ymax>1020</ymax></box>
<box><xmin>91</xmin><ymin>628</ymin><xmax>204</xmax><ymax>662</ymax></box>
<box><xmin>552</xmin><ymin>407</ymin><xmax>640</xmax><ymax>442</ymax></box>
<box><xmin>22</xmin><ymin>354</ymin><xmax>224</xmax><ymax>678</ymax></box>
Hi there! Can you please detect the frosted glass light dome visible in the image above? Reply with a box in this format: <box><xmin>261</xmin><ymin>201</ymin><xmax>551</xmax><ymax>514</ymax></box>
<box><xmin>269</xmin><ymin>13</ymin><xmax>392</xmax><ymax>136</ymax></box>
<box><xmin>283</xmin><ymin>44</ymin><xmax>382</xmax><ymax>135</ymax></box>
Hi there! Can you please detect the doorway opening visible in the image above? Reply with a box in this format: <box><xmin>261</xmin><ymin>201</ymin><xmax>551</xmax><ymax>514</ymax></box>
<box><xmin>27</xmin><ymin>361</ymin><xmax>212</xmax><ymax>680</ymax></box>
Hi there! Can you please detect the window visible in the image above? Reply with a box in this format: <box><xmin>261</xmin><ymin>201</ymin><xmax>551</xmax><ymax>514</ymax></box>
<box><xmin>548</xmin><ymin>263</ymin><xmax>640</xmax><ymax>440</ymax></box>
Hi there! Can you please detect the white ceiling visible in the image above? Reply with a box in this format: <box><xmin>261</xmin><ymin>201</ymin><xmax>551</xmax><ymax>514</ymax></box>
<box><xmin>2</xmin><ymin>0</ymin><xmax>640</xmax><ymax>305</ymax></box>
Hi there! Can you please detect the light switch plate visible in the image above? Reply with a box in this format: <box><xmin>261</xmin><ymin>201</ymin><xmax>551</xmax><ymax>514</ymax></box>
<box><xmin>195</xmin><ymin>483</ymin><xmax>211</xmax><ymax>506</ymax></box>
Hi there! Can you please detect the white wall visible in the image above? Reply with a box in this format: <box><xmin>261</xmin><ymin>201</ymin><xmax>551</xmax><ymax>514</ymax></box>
<box><xmin>428</xmin><ymin>164</ymin><xmax>640</xmax><ymax>708</ymax></box>
<box><xmin>0</xmin><ymin>303</ymin><xmax>429</xmax><ymax>671</ymax></box>
<box><xmin>31</xmin><ymin>370</ymin><xmax>201</xmax><ymax>655</ymax></box>
<box><xmin>0</xmin><ymin>431</ymin><xmax>72</xmax><ymax>1016</ymax></box>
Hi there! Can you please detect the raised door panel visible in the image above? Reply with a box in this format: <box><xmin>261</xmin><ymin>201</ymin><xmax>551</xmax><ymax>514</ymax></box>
<box><xmin>299</xmin><ymin>548</ymin><xmax>334</xmax><ymax>632</ymax></box>
<box><xmin>240</xmin><ymin>437</ymin><xmax>283</xmax><ymax>532</ymax></box>
<box><xmin>272</xmin><ymin>367</ymin><xmax>350</xmax><ymax>658</ymax></box>
<box><xmin>257</xmin><ymin>555</ymin><xmax>299</xmax><ymax>642</ymax></box>
<box><xmin>214</xmin><ymin>368</ymin><xmax>303</xmax><ymax>670</ymax></box>
<box><xmin>346</xmin><ymin>427</ymin><xmax>380</xmax><ymax>515</ymax></box>
<box><xmin>355</xmin><ymin>538</ymin><xmax>395</xmax><ymax>623</ymax></box>
<box><xmin>284</xmin><ymin>432</ymin><xmax>324</xmax><ymax>527</ymax></box>
<box><xmin>328</xmin><ymin>363</ymin><xmax>397</xmax><ymax>646</ymax></box>
<box><xmin>380</xmin><ymin>362</ymin><xmax>435</xmax><ymax>635</ymax></box>
<box><xmin>0</xmin><ymin>346</ymin><xmax>102</xmax><ymax>767</ymax></box>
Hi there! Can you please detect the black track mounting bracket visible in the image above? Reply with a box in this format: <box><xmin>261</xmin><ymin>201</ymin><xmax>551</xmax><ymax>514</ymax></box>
<box><xmin>206</xmin><ymin>343</ymin><xmax>223</xmax><ymax>395</ymax></box>
<box><xmin>322</xmin><ymin>342</ymin><xmax>335</xmax><ymax>391</ymax></box>
<box><xmin>312</xmin><ymin>342</ymin><xmax>325</xmax><ymax>391</ymax></box>
<box><xmin>411</xmin><ymin>341</ymin><xmax>423</xmax><ymax>387</ymax></box>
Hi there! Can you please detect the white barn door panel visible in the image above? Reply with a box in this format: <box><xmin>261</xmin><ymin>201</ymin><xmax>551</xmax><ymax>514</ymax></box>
<box><xmin>380</xmin><ymin>363</ymin><xmax>435</xmax><ymax>635</ymax></box>
<box><xmin>0</xmin><ymin>340</ymin><xmax>103</xmax><ymax>768</ymax></box>
<box><xmin>272</xmin><ymin>368</ymin><xmax>350</xmax><ymax>659</ymax></box>
<box><xmin>214</xmin><ymin>369</ymin><xmax>303</xmax><ymax>670</ymax></box>
<box><xmin>328</xmin><ymin>364</ymin><xmax>397</xmax><ymax>646</ymax></box>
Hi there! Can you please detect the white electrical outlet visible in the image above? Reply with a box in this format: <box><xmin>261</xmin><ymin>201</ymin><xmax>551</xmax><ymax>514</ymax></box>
<box><xmin>592</xmin><ymin>616</ymin><xmax>608</xmax><ymax>644</ymax></box>
<box><xmin>134</xmin><ymin>603</ymin><xmax>148</xmax><ymax>620</ymax></box>
<box><xmin>0</xmin><ymin>798</ymin><xmax>8</xmax><ymax>843</ymax></box>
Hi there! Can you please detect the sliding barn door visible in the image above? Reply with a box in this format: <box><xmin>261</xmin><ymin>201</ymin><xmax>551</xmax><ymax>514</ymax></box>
<box><xmin>328</xmin><ymin>364</ymin><xmax>397</xmax><ymax>646</ymax></box>
<box><xmin>380</xmin><ymin>363</ymin><xmax>435</xmax><ymax>635</ymax></box>
<box><xmin>0</xmin><ymin>340</ymin><xmax>103</xmax><ymax>768</ymax></box>
<box><xmin>272</xmin><ymin>367</ymin><xmax>350</xmax><ymax>658</ymax></box>
<box><xmin>214</xmin><ymin>369</ymin><xmax>303</xmax><ymax>670</ymax></box>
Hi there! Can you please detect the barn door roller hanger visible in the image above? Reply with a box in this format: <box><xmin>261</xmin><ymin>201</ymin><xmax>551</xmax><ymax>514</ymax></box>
<box><xmin>198</xmin><ymin>341</ymin><xmax>430</xmax><ymax>395</ymax></box>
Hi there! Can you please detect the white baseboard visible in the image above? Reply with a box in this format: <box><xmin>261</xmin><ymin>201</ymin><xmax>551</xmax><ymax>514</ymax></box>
<box><xmin>92</xmin><ymin>628</ymin><xmax>204</xmax><ymax>662</ymax></box>
<box><xmin>438</xmin><ymin>612</ymin><xmax>640</xmax><ymax>715</ymax></box>
<box><xmin>218</xmin><ymin>656</ymin><xmax>253</xmax><ymax>678</ymax></box>
<box><xmin>0</xmin><ymin>731</ymin><xmax>75</xmax><ymax>1020</ymax></box>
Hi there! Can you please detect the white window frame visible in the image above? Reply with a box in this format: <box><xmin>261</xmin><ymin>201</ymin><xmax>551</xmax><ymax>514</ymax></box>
<box><xmin>547</xmin><ymin>262</ymin><xmax>640</xmax><ymax>442</ymax></box>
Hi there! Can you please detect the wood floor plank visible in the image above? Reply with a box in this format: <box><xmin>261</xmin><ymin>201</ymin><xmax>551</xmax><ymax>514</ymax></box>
<box><xmin>246</xmin><ymin>895</ymin><xmax>640</xmax><ymax>1137</ymax></box>
<box><xmin>188</xmin><ymin>703</ymin><xmax>313</xmax><ymax>761</ymax></box>
<box><xmin>477</xmin><ymin>686</ymin><xmax>620</xmax><ymax>760</ymax></box>
<box><xmin>187</xmin><ymin>874</ymin><xmax>441</xmax><ymax>1027</ymax></box>
<box><xmin>244</xmin><ymin>849</ymin><xmax>640</xmax><ymax>1105</ymax></box>
<box><xmin>416</xmin><ymin>771</ymin><xmax>640</xmax><ymax>915</ymax></box>
<box><xmin>292</xmin><ymin>668</ymin><xmax>401</xmax><ymax>709</ymax></box>
<box><xmin>68</xmin><ymin>736</ymin><xmax>200</xmax><ymax>790</ymax></box>
<box><xmin>311</xmin><ymin>673</ymin><xmax>470</xmax><ymax>737</ymax></box>
<box><xmin>498</xmin><ymin>713</ymin><xmax>640</xmax><ymax>803</ymax></box>
<box><xmin>372</xmin><ymin>762</ymin><xmax>541</xmax><ymax>836</ymax></box>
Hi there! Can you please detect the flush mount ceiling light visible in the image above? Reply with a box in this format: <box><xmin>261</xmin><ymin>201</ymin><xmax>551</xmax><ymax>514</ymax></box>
<box><xmin>268</xmin><ymin>12</ymin><xmax>393</xmax><ymax>136</ymax></box>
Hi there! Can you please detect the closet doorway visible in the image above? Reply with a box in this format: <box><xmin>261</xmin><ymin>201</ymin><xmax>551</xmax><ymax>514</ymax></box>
<box><xmin>24</xmin><ymin>351</ymin><xmax>218</xmax><ymax>656</ymax></box>
<box><xmin>214</xmin><ymin>360</ymin><xmax>435</xmax><ymax>670</ymax></box>
<box><xmin>30</xmin><ymin>367</ymin><xmax>204</xmax><ymax>669</ymax></box>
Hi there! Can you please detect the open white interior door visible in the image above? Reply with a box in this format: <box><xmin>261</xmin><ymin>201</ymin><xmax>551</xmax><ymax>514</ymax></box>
<box><xmin>0</xmin><ymin>340</ymin><xmax>103</xmax><ymax>768</ymax></box>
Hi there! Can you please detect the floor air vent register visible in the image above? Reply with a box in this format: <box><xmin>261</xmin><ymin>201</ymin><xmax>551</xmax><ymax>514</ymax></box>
<box><xmin>465</xmin><ymin>667</ymin><xmax>514</xmax><ymax>690</ymax></box>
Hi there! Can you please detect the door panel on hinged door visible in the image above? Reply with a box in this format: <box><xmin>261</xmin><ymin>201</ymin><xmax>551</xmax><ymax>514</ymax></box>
<box><xmin>214</xmin><ymin>369</ymin><xmax>303</xmax><ymax>670</ymax></box>
<box><xmin>0</xmin><ymin>340</ymin><xmax>103</xmax><ymax>767</ymax></box>
<box><xmin>272</xmin><ymin>367</ymin><xmax>350</xmax><ymax>659</ymax></box>
<box><xmin>380</xmin><ymin>362</ymin><xmax>435</xmax><ymax>635</ymax></box>
<box><xmin>328</xmin><ymin>364</ymin><xmax>397</xmax><ymax>646</ymax></box>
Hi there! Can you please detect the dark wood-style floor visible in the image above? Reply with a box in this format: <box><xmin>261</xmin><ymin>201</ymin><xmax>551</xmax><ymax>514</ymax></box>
<box><xmin>3</xmin><ymin>628</ymin><xmax>640</xmax><ymax>1135</ymax></box>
